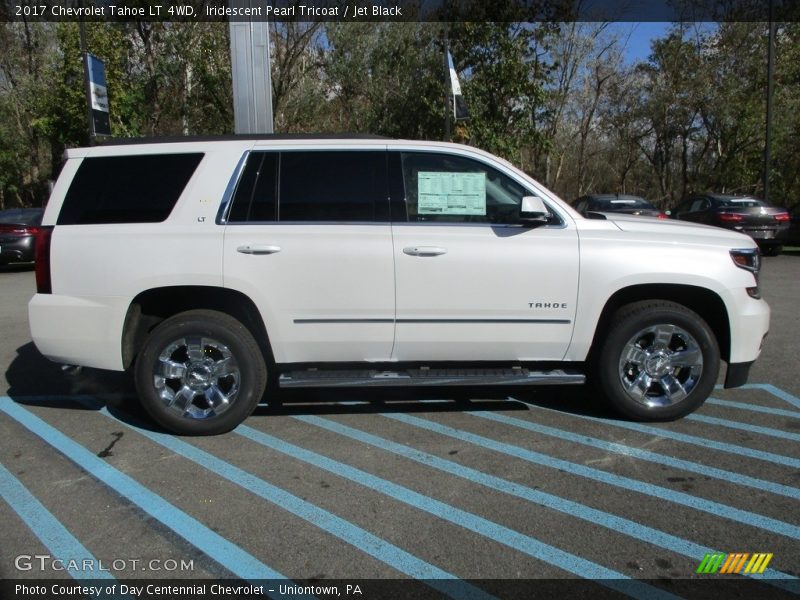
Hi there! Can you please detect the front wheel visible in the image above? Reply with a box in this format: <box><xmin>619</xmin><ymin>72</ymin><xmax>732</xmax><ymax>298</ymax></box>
<box><xmin>134</xmin><ymin>309</ymin><xmax>267</xmax><ymax>435</ymax></box>
<box><xmin>593</xmin><ymin>300</ymin><xmax>720</xmax><ymax>421</ymax></box>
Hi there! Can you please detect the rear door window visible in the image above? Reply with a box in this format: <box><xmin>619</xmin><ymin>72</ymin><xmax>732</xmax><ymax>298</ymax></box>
<box><xmin>58</xmin><ymin>153</ymin><xmax>203</xmax><ymax>225</ymax></box>
<box><xmin>227</xmin><ymin>152</ymin><xmax>278</xmax><ymax>222</ymax></box>
<box><xmin>688</xmin><ymin>198</ymin><xmax>710</xmax><ymax>213</ymax></box>
<box><xmin>279</xmin><ymin>151</ymin><xmax>386</xmax><ymax>222</ymax></box>
<box><xmin>226</xmin><ymin>151</ymin><xmax>388</xmax><ymax>223</ymax></box>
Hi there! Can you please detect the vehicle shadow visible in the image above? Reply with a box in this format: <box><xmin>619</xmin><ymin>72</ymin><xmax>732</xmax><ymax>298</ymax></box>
<box><xmin>5</xmin><ymin>341</ymin><xmax>615</xmax><ymax>431</ymax></box>
<box><xmin>5</xmin><ymin>342</ymin><xmax>136</xmax><ymax>398</ymax></box>
<box><xmin>254</xmin><ymin>384</ymin><xmax>614</xmax><ymax>420</ymax></box>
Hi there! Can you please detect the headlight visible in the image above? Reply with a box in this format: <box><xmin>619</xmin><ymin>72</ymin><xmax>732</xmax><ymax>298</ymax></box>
<box><xmin>730</xmin><ymin>248</ymin><xmax>761</xmax><ymax>298</ymax></box>
<box><xmin>730</xmin><ymin>248</ymin><xmax>761</xmax><ymax>273</ymax></box>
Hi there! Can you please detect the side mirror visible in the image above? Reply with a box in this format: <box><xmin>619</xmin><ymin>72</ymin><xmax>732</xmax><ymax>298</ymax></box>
<box><xmin>520</xmin><ymin>196</ymin><xmax>552</xmax><ymax>224</ymax></box>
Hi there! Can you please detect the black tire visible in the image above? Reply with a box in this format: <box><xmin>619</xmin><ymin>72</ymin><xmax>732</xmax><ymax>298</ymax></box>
<box><xmin>134</xmin><ymin>309</ymin><xmax>267</xmax><ymax>435</ymax></box>
<box><xmin>761</xmin><ymin>244</ymin><xmax>783</xmax><ymax>257</ymax></box>
<box><xmin>592</xmin><ymin>300</ymin><xmax>720</xmax><ymax>421</ymax></box>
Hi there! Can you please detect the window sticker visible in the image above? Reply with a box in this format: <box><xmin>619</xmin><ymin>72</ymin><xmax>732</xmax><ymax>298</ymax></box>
<box><xmin>417</xmin><ymin>172</ymin><xmax>486</xmax><ymax>215</ymax></box>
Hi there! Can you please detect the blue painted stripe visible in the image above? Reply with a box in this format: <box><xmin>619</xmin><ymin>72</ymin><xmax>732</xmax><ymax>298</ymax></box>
<box><xmin>0</xmin><ymin>463</ymin><xmax>115</xmax><ymax>581</ymax></box>
<box><xmin>737</xmin><ymin>384</ymin><xmax>800</xmax><ymax>410</ymax></box>
<box><xmin>383</xmin><ymin>413</ymin><xmax>800</xmax><ymax>540</ymax></box>
<box><xmin>232</xmin><ymin>425</ymin><xmax>681</xmax><ymax>600</ymax></box>
<box><xmin>293</xmin><ymin>414</ymin><xmax>799</xmax><ymax>589</ymax></box>
<box><xmin>467</xmin><ymin>411</ymin><xmax>799</xmax><ymax>500</ymax></box>
<box><xmin>707</xmin><ymin>397</ymin><xmax>800</xmax><ymax>419</ymax></box>
<box><xmin>0</xmin><ymin>397</ymin><xmax>297</xmax><ymax>590</ymax></box>
<box><xmin>90</xmin><ymin>409</ymin><xmax>493</xmax><ymax>600</ymax></box>
<box><xmin>521</xmin><ymin>401</ymin><xmax>800</xmax><ymax>470</ymax></box>
<box><xmin>686</xmin><ymin>413</ymin><xmax>800</xmax><ymax>443</ymax></box>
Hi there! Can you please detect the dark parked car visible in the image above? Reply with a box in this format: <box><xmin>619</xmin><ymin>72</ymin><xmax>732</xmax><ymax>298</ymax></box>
<box><xmin>573</xmin><ymin>194</ymin><xmax>668</xmax><ymax>218</ymax></box>
<box><xmin>0</xmin><ymin>208</ymin><xmax>44</xmax><ymax>265</ymax></box>
<box><xmin>671</xmin><ymin>194</ymin><xmax>789</xmax><ymax>255</ymax></box>
<box><xmin>788</xmin><ymin>204</ymin><xmax>800</xmax><ymax>246</ymax></box>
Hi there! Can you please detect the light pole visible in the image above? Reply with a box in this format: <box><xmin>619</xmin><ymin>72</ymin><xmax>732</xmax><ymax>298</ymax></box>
<box><xmin>763</xmin><ymin>0</ymin><xmax>776</xmax><ymax>201</ymax></box>
<box><xmin>78</xmin><ymin>14</ymin><xmax>93</xmax><ymax>144</ymax></box>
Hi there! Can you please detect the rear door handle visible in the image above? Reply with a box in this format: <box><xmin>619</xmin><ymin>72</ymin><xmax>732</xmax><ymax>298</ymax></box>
<box><xmin>237</xmin><ymin>244</ymin><xmax>281</xmax><ymax>255</ymax></box>
<box><xmin>402</xmin><ymin>246</ymin><xmax>447</xmax><ymax>257</ymax></box>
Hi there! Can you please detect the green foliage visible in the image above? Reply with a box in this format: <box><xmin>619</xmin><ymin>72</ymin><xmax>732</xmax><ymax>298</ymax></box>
<box><xmin>322</xmin><ymin>22</ymin><xmax>445</xmax><ymax>138</ymax></box>
<box><xmin>449</xmin><ymin>21</ymin><xmax>554</xmax><ymax>165</ymax></box>
<box><xmin>1</xmin><ymin>20</ymin><xmax>799</xmax><ymax>211</ymax></box>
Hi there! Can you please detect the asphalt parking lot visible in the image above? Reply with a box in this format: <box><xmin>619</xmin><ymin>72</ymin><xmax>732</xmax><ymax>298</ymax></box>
<box><xmin>1</xmin><ymin>254</ymin><xmax>799</xmax><ymax>600</ymax></box>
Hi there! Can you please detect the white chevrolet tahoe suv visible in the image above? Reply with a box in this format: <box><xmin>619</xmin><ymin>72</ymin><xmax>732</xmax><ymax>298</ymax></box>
<box><xmin>29</xmin><ymin>136</ymin><xmax>770</xmax><ymax>434</ymax></box>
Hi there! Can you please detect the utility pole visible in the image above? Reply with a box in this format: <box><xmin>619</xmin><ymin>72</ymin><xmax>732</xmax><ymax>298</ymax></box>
<box><xmin>78</xmin><ymin>15</ymin><xmax>93</xmax><ymax>144</ymax></box>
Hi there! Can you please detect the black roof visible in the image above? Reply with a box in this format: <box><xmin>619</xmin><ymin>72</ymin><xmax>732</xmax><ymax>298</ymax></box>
<box><xmin>96</xmin><ymin>133</ymin><xmax>391</xmax><ymax>146</ymax></box>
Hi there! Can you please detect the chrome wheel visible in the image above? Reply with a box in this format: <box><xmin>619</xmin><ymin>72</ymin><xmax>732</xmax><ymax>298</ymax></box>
<box><xmin>153</xmin><ymin>336</ymin><xmax>240</xmax><ymax>420</ymax></box>
<box><xmin>618</xmin><ymin>324</ymin><xmax>703</xmax><ymax>408</ymax></box>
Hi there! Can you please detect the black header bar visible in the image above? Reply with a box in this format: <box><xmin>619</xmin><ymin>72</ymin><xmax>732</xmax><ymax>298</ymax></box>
<box><xmin>3</xmin><ymin>0</ymin><xmax>800</xmax><ymax>23</ymax></box>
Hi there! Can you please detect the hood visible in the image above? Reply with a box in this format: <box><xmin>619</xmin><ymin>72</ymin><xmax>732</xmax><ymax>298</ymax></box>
<box><xmin>597</xmin><ymin>213</ymin><xmax>756</xmax><ymax>247</ymax></box>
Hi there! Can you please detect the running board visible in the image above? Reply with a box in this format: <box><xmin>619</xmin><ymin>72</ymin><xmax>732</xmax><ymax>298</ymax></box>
<box><xmin>278</xmin><ymin>367</ymin><xmax>585</xmax><ymax>388</ymax></box>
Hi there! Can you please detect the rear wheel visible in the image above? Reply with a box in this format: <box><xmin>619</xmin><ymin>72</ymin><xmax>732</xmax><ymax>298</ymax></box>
<box><xmin>134</xmin><ymin>309</ymin><xmax>267</xmax><ymax>435</ymax></box>
<box><xmin>593</xmin><ymin>300</ymin><xmax>720</xmax><ymax>421</ymax></box>
<box><xmin>760</xmin><ymin>244</ymin><xmax>783</xmax><ymax>257</ymax></box>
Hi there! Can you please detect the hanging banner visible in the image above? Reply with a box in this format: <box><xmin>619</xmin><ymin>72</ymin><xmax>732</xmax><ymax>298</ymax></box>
<box><xmin>447</xmin><ymin>50</ymin><xmax>469</xmax><ymax>121</ymax></box>
<box><xmin>86</xmin><ymin>53</ymin><xmax>111</xmax><ymax>137</ymax></box>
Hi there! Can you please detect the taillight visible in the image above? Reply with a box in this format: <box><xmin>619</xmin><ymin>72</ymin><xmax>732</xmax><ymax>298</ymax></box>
<box><xmin>657</xmin><ymin>213</ymin><xmax>669</xmax><ymax>219</ymax></box>
<box><xmin>719</xmin><ymin>212</ymin><xmax>744</xmax><ymax>222</ymax></box>
<box><xmin>774</xmin><ymin>212</ymin><xmax>790</xmax><ymax>222</ymax></box>
<box><xmin>0</xmin><ymin>225</ymin><xmax>39</xmax><ymax>235</ymax></box>
<box><xmin>34</xmin><ymin>226</ymin><xmax>54</xmax><ymax>294</ymax></box>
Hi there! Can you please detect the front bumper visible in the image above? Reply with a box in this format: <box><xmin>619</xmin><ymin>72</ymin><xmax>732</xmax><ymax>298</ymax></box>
<box><xmin>724</xmin><ymin>360</ymin><xmax>754</xmax><ymax>388</ymax></box>
<box><xmin>728</xmin><ymin>292</ymin><xmax>770</xmax><ymax>365</ymax></box>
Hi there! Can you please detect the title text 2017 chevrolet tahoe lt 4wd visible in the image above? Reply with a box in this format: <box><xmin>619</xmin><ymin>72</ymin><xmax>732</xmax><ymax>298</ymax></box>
<box><xmin>29</xmin><ymin>136</ymin><xmax>770</xmax><ymax>434</ymax></box>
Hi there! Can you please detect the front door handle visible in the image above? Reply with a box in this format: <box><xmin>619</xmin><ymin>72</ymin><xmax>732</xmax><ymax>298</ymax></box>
<box><xmin>237</xmin><ymin>244</ymin><xmax>281</xmax><ymax>255</ymax></box>
<box><xmin>402</xmin><ymin>246</ymin><xmax>447</xmax><ymax>257</ymax></box>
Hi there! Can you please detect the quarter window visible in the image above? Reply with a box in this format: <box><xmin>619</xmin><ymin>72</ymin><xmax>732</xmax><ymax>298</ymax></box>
<box><xmin>58</xmin><ymin>153</ymin><xmax>203</xmax><ymax>225</ymax></box>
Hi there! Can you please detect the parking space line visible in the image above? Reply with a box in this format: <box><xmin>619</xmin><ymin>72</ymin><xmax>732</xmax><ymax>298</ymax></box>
<box><xmin>706</xmin><ymin>397</ymin><xmax>800</xmax><ymax>419</ymax></box>
<box><xmin>94</xmin><ymin>398</ymin><xmax>675</xmax><ymax>600</ymax></box>
<box><xmin>384</xmin><ymin>413</ymin><xmax>800</xmax><ymax>540</ymax></box>
<box><xmin>0</xmin><ymin>463</ymin><xmax>115</xmax><ymax>582</ymax></box>
<box><xmin>87</xmin><ymin>408</ymin><xmax>494</xmax><ymax>600</ymax></box>
<box><xmin>233</xmin><ymin>426</ymin><xmax>683</xmax><ymax>600</ymax></box>
<box><xmin>293</xmin><ymin>414</ymin><xmax>800</xmax><ymax>591</ymax></box>
<box><xmin>686</xmin><ymin>413</ymin><xmax>800</xmax><ymax>442</ymax></box>
<box><xmin>521</xmin><ymin>402</ymin><xmax>800</xmax><ymax>469</ymax></box>
<box><xmin>735</xmin><ymin>384</ymin><xmax>800</xmax><ymax>410</ymax></box>
<box><xmin>0</xmin><ymin>397</ymin><xmax>301</xmax><ymax>594</ymax></box>
<box><xmin>467</xmin><ymin>411</ymin><xmax>799</xmax><ymax>500</ymax></box>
